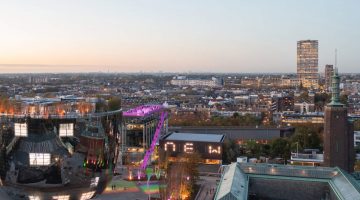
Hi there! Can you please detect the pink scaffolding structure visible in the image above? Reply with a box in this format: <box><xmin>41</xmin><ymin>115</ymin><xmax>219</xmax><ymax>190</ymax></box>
<box><xmin>140</xmin><ymin>111</ymin><xmax>167</xmax><ymax>171</ymax></box>
<box><xmin>123</xmin><ymin>105</ymin><xmax>163</xmax><ymax>117</ymax></box>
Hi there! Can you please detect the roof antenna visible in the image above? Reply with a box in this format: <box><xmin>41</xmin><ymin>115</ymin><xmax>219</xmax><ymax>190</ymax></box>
<box><xmin>335</xmin><ymin>48</ymin><xmax>337</xmax><ymax>69</ymax></box>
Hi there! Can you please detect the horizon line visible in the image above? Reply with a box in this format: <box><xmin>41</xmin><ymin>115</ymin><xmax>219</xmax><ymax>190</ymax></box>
<box><xmin>0</xmin><ymin>63</ymin><xmax>349</xmax><ymax>74</ymax></box>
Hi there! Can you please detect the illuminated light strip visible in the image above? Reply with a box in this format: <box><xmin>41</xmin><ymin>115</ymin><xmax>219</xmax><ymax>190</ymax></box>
<box><xmin>165</xmin><ymin>142</ymin><xmax>176</xmax><ymax>151</ymax></box>
<box><xmin>184</xmin><ymin>143</ymin><xmax>193</xmax><ymax>153</ymax></box>
<box><xmin>208</xmin><ymin>146</ymin><xmax>221</xmax><ymax>154</ymax></box>
<box><xmin>140</xmin><ymin>112</ymin><xmax>167</xmax><ymax>171</ymax></box>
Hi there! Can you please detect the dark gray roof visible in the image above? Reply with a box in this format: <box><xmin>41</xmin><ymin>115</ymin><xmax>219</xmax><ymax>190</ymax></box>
<box><xmin>169</xmin><ymin>126</ymin><xmax>294</xmax><ymax>140</ymax></box>
<box><xmin>164</xmin><ymin>132</ymin><xmax>224</xmax><ymax>143</ymax></box>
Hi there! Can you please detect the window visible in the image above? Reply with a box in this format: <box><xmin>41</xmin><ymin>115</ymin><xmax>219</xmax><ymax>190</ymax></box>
<box><xmin>29</xmin><ymin>153</ymin><xmax>51</xmax><ymax>166</ymax></box>
<box><xmin>80</xmin><ymin>191</ymin><xmax>96</xmax><ymax>200</ymax></box>
<box><xmin>90</xmin><ymin>177</ymin><xmax>99</xmax><ymax>187</ymax></box>
<box><xmin>59</xmin><ymin>123</ymin><xmax>74</xmax><ymax>137</ymax></box>
<box><xmin>52</xmin><ymin>195</ymin><xmax>70</xmax><ymax>200</ymax></box>
<box><xmin>14</xmin><ymin>123</ymin><xmax>28</xmax><ymax>137</ymax></box>
<box><xmin>29</xmin><ymin>196</ymin><xmax>40</xmax><ymax>200</ymax></box>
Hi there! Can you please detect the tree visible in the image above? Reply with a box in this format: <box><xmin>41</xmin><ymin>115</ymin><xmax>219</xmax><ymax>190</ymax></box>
<box><xmin>165</xmin><ymin>152</ymin><xmax>201</xmax><ymax>200</ymax></box>
<box><xmin>108</xmin><ymin>97</ymin><xmax>121</xmax><ymax>111</ymax></box>
<box><xmin>355</xmin><ymin>160</ymin><xmax>360</xmax><ymax>172</ymax></box>
<box><xmin>244</xmin><ymin>140</ymin><xmax>262</xmax><ymax>158</ymax></box>
<box><xmin>182</xmin><ymin>152</ymin><xmax>201</xmax><ymax>183</ymax></box>
<box><xmin>299</xmin><ymin>91</ymin><xmax>309</xmax><ymax>100</ymax></box>
<box><xmin>355</xmin><ymin>145</ymin><xmax>360</xmax><ymax>154</ymax></box>
<box><xmin>95</xmin><ymin>101</ymin><xmax>107</xmax><ymax>112</ymax></box>
<box><xmin>299</xmin><ymin>82</ymin><xmax>304</xmax><ymax>91</ymax></box>
<box><xmin>270</xmin><ymin>138</ymin><xmax>290</xmax><ymax>162</ymax></box>
<box><xmin>232</xmin><ymin>112</ymin><xmax>240</xmax><ymax>119</ymax></box>
<box><xmin>340</xmin><ymin>94</ymin><xmax>349</xmax><ymax>106</ymax></box>
<box><xmin>354</xmin><ymin>120</ymin><xmax>360</xmax><ymax>131</ymax></box>
<box><xmin>290</xmin><ymin>124</ymin><xmax>322</xmax><ymax>151</ymax></box>
<box><xmin>261</xmin><ymin>144</ymin><xmax>271</xmax><ymax>157</ymax></box>
<box><xmin>314</xmin><ymin>93</ymin><xmax>330</xmax><ymax>111</ymax></box>
<box><xmin>222</xmin><ymin>139</ymin><xmax>241</xmax><ymax>164</ymax></box>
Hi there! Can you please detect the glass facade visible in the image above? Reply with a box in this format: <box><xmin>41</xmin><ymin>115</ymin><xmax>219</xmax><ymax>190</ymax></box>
<box><xmin>297</xmin><ymin>40</ymin><xmax>319</xmax><ymax>88</ymax></box>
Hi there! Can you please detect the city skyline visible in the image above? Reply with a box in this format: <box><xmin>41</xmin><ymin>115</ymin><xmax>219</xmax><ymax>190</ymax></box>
<box><xmin>0</xmin><ymin>0</ymin><xmax>359</xmax><ymax>73</ymax></box>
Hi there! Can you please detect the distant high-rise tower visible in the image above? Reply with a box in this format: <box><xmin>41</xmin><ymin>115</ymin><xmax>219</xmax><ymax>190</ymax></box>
<box><xmin>325</xmin><ymin>65</ymin><xmax>334</xmax><ymax>91</ymax></box>
<box><xmin>323</xmin><ymin>68</ymin><xmax>354</xmax><ymax>172</ymax></box>
<box><xmin>297</xmin><ymin>40</ymin><xmax>319</xmax><ymax>88</ymax></box>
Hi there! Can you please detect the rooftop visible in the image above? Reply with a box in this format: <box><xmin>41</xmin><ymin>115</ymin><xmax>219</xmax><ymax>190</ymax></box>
<box><xmin>215</xmin><ymin>163</ymin><xmax>248</xmax><ymax>200</ymax></box>
<box><xmin>163</xmin><ymin>132</ymin><xmax>225</xmax><ymax>143</ymax></box>
<box><xmin>215</xmin><ymin>163</ymin><xmax>360</xmax><ymax>200</ymax></box>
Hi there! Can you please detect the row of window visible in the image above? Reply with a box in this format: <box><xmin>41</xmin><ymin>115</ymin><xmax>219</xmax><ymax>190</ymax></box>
<box><xmin>14</xmin><ymin>123</ymin><xmax>74</xmax><ymax>137</ymax></box>
<box><xmin>29</xmin><ymin>191</ymin><xmax>95</xmax><ymax>200</ymax></box>
<box><xmin>29</xmin><ymin>153</ymin><xmax>51</xmax><ymax>166</ymax></box>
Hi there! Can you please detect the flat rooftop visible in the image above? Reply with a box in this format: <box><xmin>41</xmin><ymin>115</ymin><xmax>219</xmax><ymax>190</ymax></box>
<box><xmin>215</xmin><ymin>163</ymin><xmax>360</xmax><ymax>200</ymax></box>
<box><xmin>163</xmin><ymin>132</ymin><xmax>225</xmax><ymax>143</ymax></box>
<box><xmin>169</xmin><ymin>126</ymin><xmax>294</xmax><ymax>140</ymax></box>
<box><xmin>123</xmin><ymin>105</ymin><xmax>163</xmax><ymax>117</ymax></box>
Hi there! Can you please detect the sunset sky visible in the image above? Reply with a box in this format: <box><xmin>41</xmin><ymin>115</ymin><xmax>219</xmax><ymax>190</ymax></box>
<box><xmin>0</xmin><ymin>0</ymin><xmax>359</xmax><ymax>73</ymax></box>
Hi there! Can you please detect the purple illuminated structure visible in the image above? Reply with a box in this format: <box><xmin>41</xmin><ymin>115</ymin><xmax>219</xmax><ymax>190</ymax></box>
<box><xmin>140</xmin><ymin>111</ymin><xmax>167</xmax><ymax>171</ymax></box>
<box><xmin>123</xmin><ymin>105</ymin><xmax>163</xmax><ymax>117</ymax></box>
<box><xmin>122</xmin><ymin>104</ymin><xmax>168</xmax><ymax>167</ymax></box>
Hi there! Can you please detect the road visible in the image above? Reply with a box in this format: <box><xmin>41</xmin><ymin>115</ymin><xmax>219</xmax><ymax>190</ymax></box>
<box><xmin>195</xmin><ymin>176</ymin><xmax>219</xmax><ymax>200</ymax></box>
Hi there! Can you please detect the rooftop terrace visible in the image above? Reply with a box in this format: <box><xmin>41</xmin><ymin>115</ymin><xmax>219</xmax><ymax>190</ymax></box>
<box><xmin>123</xmin><ymin>105</ymin><xmax>163</xmax><ymax>117</ymax></box>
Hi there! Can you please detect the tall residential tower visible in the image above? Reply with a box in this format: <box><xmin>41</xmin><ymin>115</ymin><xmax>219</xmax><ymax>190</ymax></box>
<box><xmin>297</xmin><ymin>40</ymin><xmax>319</xmax><ymax>88</ymax></box>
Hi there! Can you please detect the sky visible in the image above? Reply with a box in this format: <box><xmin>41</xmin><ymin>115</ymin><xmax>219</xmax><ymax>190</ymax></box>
<box><xmin>0</xmin><ymin>0</ymin><xmax>359</xmax><ymax>73</ymax></box>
